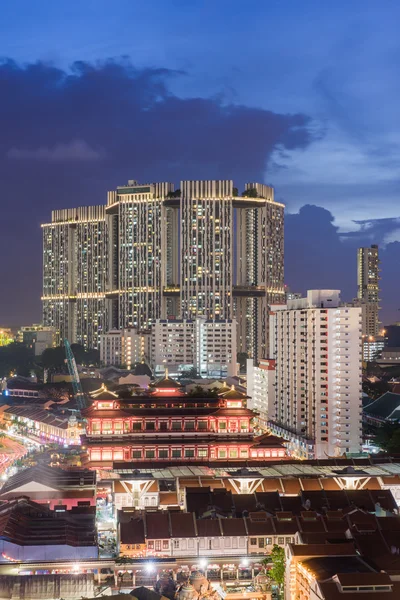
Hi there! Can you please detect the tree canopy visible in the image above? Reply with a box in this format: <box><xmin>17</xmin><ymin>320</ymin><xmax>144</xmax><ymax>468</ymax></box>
<box><xmin>40</xmin><ymin>344</ymin><xmax>100</xmax><ymax>372</ymax></box>
<box><xmin>0</xmin><ymin>343</ymin><xmax>35</xmax><ymax>378</ymax></box>
<box><xmin>264</xmin><ymin>544</ymin><xmax>285</xmax><ymax>589</ymax></box>
<box><xmin>375</xmin><ymin>423</ymin><xmax>400</xmax><ymax>453</ymax></box>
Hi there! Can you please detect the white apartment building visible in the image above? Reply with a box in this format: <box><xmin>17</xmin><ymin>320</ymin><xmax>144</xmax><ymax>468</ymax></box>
<box><xmin>152</xmin><ymin>319</ymin><xmax>195</xmax><ymax>375</ymax></box>
<box><xmin>196</xmin><ymin>318</ymin><xmax>237</xmax><ymax>378</ymax></box>
<box><xmin>362</xmin><ymin>336</ymin><xmax>385</xmax><ymax>362</ymax></box>
<box><xmin>100</xmin><ymin>328</ymin><xmax>150</xmax><ymax>369</ymax></box>
<box><xmin>18</xmin><ymin>324</ymin><xmax>56</xmax><ymax>355</ymax></box>
<box><xmin>152</xmin><ymin>318</ymin><xmax>237</xmax><ymax>378</ymax></box>
<box><xmin>246</xmin><ymin>358</ymin><xmax>275</xmax><ymax>429</ymax></box>
<box><xmin>268</xmin><ymin>290</ymin><xmax>362</xmax><ymax>459</ymax></box>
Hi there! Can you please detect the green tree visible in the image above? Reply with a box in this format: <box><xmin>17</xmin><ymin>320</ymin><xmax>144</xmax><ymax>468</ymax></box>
<box><xmin>185</xmin><ymin>367</ymin><xmax>199</xmax><ymax>379</ymax></box>
<box><xmin>264</xmin><ymin>544</ymin><xmax>285</xmax><ymax>593</ymax></box>
<box><xmin>41</xmin><ymin>346</ymin><xmax>67</xmax><ymax>372</ymax></box>
<box><xmin>133</xmin><ymin>362</ymin><xmax>152</xmax><ymax>377</ymax></box>
<box><xmin>375</xmin><ymin>423</ymin><xmax>400</xmax><ymax>452</ymax></box>
<box><xmin>187</xmin><ymin>386</ymin><xmax>219</xmax><ymax>398</ymax></box>
<box><xmin>0</xmin><ymin>343</ymin><xmax>34</xmax><ymax>378</ymax></box>
<box><xmin>242</xmin><ymin>187</ymin><xmax>258</xmax><ymax>198</ymax></box>
<box><xmin>237</xmin><ymin>351</ymin><xmax>249</xmax><ymax>372</ymax></box>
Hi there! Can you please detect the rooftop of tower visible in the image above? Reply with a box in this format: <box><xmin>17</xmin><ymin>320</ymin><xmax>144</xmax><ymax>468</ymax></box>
<box><xmin>107</xmin><ymin>179</ymin><xmax>285</xmax><ymax>210</ymax></box>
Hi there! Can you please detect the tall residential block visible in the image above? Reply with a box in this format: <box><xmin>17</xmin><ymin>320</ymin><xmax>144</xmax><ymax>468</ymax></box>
<box><xmin>100</xmin><ymin>328</ymin><xmax>151</xmax><ymax>369</ymax></box>
<box><xmin>106</xmin><ymin>181</ymin><xmax>174</xmax><ymax>331</ymax></box>
<box><xmin>151</xmin><ymin>317</ymin><xmax>237</xmax><ymax>378</ymax></box>
<box><xmin>42</xmin><ymin>179</ymin><xmax>284</xmax><ymax>356</ymax></box>
<box><xmin>42</xmin><ymin>206</ymin><xmax>107</xmax><ymax>348</ymax></box>
<box><xmin>268</xmin><ymin>290</ymin><xmax>362</xmax><ymax>459</ymax></box>
<box><xmin>246</xmin><ymin>358</ymin><xmax>275</xmax><ymax>429</ymax></box>
<box><xmin>357</xmin><ymin>244</ymin><xmax>380</xmax><ymax>337</ymax></box>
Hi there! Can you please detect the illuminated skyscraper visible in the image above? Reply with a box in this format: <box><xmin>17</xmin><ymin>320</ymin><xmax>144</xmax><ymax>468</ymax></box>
<box><xmin>42</xmin><ymin>206</ymin><xmax>107</xmax><ymax>348</ymax></box>
<box><xmin>106</xmin><ymin>180</ymin><xmax>174</xmax><ymax>331</ymax></box>
<box><xmin>43</xmin><ymin>179</ymin><xmax>285</xmax><ymax>358</ymax></box>
<box><xmin>357</xmin><ymin>244</ymin><xmax>380</xmax><ymax>337</ymax></box>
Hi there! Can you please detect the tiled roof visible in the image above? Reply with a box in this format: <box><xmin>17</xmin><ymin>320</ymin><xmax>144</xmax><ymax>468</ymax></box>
<box><xmin>145</xmin><ymin>512</ymin><xmax>170</xmax><ymax>539</ymax></box>
<box><xmin>220</xmin><ymin>518</ymin><xmax>247</xmax><ymax>536</ymax></box>
<box><xmin>196</xmin><ymin>519</ymin><xmax>222</xmax><ymax>537</ymax></box>
<box><xmin>0</xmin><ymin>465</ymin><xmax>95</xmax><ymax>495</ymax></box>
<box><xmin>120</xmin><ymin>516</ymin><xmax>145</xmax><ymax>545</ymax></box>
<box><xmin>301</xmin><ymin>555</ymin><xmax>372</xmax><ymax>580</ymax></box>
<box><xmin>319</xmin><ymin>580</ymin><xmax>400</xmax><ymax>600</ymax></box>
<box><xmin>169</xmin><ymin>512</ymin><xmax>196</xmax><ymax>538</ymax></box>
<box><xmin>4</xmin><ymin>406</ymin><xmax>71</xmax><ymax>429</ymax></box>
<box><xmin>151</xmin><ymin>376</ymin><xmax>182</xmax><ymax>389</ymax></box>
<box><xmin>290</xmin><ymin>543</ymin><xmax>357</xmax><ymax>557</ymax></box>
<box><xmin>363</xmin><ymin>391</ymin><xmax>400</xmax><ymax>420</ymax></box>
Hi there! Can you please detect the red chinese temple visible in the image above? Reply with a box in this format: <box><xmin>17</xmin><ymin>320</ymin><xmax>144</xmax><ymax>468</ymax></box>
<box><xmin>82</xmin><ymin>377</ymin><xmax>286</xmax><ymax>468</ymax></box>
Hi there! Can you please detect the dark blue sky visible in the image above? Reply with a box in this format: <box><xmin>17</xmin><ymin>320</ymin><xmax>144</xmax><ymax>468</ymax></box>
<box><xmin>1</xmin><ymin>0</ymin><xmax>399</xmax><ymax>326</ymax></box>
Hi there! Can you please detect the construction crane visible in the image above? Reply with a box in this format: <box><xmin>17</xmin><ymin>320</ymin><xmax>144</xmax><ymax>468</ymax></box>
<box><xmin>64</xmin><ymin>338</ymin><xmax>87</xmax><ymax>410</ymax></box>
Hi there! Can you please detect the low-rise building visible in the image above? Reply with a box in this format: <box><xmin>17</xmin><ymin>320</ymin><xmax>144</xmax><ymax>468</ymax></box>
<box><xmin>0</xmin><ymin>497</ymin><xmax>97</xmax><ymax>561</ymax></box>
<box><xmin>17</xmin><ymin>324</ymin><xmax>56</xmax><ymax>355</ymax></box>
<box><xmin>0</xmin><ymin>465</ymin><xmax>96</xmax><ymax>509</ymax></box>
<box><xmin>3</xmin><ymin>406</ymin><xmax>82</xmax><ymax>445</ymax></box>
<box><xmin>285</xmin><ymin>540</ymin><xmax>400</xmax><ymax>600</ymax></box>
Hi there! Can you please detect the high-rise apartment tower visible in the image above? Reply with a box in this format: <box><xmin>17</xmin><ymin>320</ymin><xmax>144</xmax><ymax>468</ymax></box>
<box><xmin>268</xmin><ymin>290</ymin><xmax>362</xmax><ymax>459</ymax></box>
<box><xmin>42</xmin><ymin>206</ymin><xmax>108</xmax><ymax>348</ymax></box>
<box><xmin>357</xmin><ymin>244</ymin><xmax>380</xmax><ymax>337</ymax></box>
<box><xmin>43</xmin><ymin>179</ymin><xmax>284</xmax><ymax>357</ymax></box>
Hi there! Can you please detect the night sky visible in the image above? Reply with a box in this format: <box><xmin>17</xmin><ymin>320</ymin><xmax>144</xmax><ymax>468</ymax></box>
<box><xmin>1</xmin><ymin>0</ymin><xmax>400</xmax><ymax>326</ymax></box>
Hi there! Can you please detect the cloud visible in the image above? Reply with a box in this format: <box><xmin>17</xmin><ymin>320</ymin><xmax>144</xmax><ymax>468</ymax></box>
<box><xmin>285</xmin><ymin>205</ymin><xmax>400</xmax><ymax>324</ymax></box>
<box><xmin>7</xmin><ymin>139</ymin><xmax>105</xmax><ymax>161</ymax></box>
<box><xmin>0</xmin><ymin>58</ymin><xmax>313</xmax><ymax>325</ymax></box>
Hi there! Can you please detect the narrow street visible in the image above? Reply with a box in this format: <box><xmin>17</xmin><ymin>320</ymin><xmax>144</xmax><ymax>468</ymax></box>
<box><xmin>0</xmin><ymin>435</ymin><xmax>28</xmax><ymax>475</ymax></box>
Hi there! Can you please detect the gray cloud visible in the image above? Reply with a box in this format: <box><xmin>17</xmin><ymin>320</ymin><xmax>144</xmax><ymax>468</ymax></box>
<box><xmin>7</xmin><ymin>139</ymin><xmax>105</xmax><ymax>161</ymax></box>
<box><xmin>0</xmin><ymin>58</ymin><xmax>313</xmax><ymax>325</ymax></box>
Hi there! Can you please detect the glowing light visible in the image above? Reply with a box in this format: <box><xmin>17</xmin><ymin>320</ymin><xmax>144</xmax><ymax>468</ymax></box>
<box><xmin>145</xmin><ymin>562</ymin><xmax>155</xmax><ymax>573</ymax></box>
<box><xmin>200</xmin><ymin>559</ymin><xmax>208</xmax><ymax>569</ymax></box>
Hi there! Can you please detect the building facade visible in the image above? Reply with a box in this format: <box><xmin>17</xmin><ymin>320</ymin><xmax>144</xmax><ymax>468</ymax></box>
<box><xmin>246</xmin><ymin>358</ymin><xmax>275</xmax><ymax>429</ymax></box>
<box><xmin>43</xmin><ymin>179</ymin><xmax>284</xmax><ymax>359</ymax></box>
<box><xmin>357</xmin><ymin>244</ymin><xmax>380</xmax><ymax>337</ymax></box>
<box><xmin>100</xmin><ymin>328</ymin><xmax>151</xmax><ymax>369</ymax></box>
<box><xmin>268</xmin><ymin>290</ymin><xmax>362</xmax><ymax>459</ymax></box>
<box><xmin>82</xmin><ymin>377</ymin><xmax>286</xmax><ymax>467</ymax></box>
<box><xmin>42</xmin><ymin>206</ymin><xmax>108</xmax><ymax>348</ymax></box>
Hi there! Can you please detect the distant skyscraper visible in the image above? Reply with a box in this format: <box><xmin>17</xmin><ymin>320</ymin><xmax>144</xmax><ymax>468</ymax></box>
<box><xmin>42</xmin><ymin>179</ymin><xmax>285</xmax><ymax>356</ymax></box>
<box><xmin>42</xmin><ymin>206</ymin><xmax>108</xmax><ymax>348</ymax></box>
<box><xmin>357</xmin><ymin>244</ymin><xmax>380</xmax><ymax>337</ymax></box>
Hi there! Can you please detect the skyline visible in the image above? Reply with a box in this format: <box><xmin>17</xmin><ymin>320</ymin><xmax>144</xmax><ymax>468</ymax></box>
<box><xmin>1</xmin><ymin>1</ymin><xmax>400</xmax><ymax>326</ymax></box>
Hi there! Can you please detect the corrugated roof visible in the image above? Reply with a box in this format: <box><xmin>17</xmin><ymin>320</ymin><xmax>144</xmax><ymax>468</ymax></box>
<box><xmin>0</xmin><ymin>465</ymin><xmax>95</xmax><ymax>495</ymax></box>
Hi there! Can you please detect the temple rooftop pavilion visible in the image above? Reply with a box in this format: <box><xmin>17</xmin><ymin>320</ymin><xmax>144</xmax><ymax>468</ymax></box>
<box><xmin>82</xmin><ymin>375</ymin><xmax>287</xmax><ymax>468</ymax></box>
